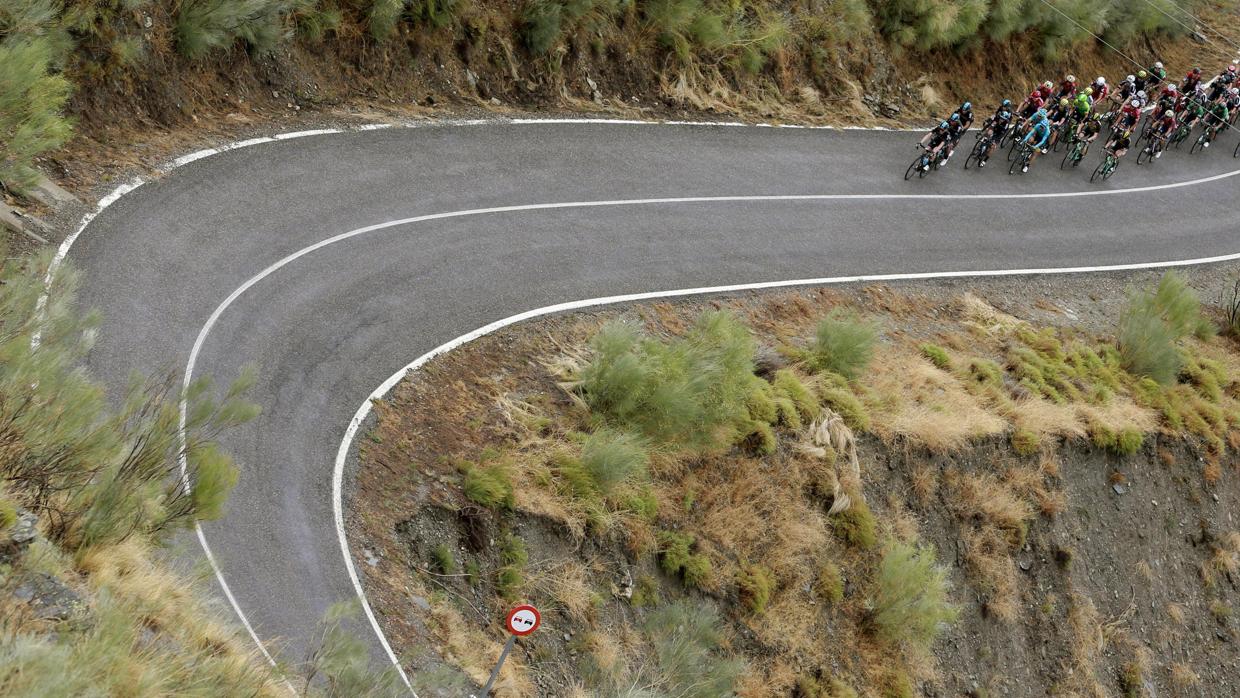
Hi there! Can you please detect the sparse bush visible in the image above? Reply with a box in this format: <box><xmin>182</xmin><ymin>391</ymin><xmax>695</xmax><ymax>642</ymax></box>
<box><xmin>577</xmin><ymin>311</ymin><xmax>765</xmax><ymax>452</ymax></box>
<box><xmin>1011</xmin><ymin>428</ymin><xmax>1039</xmax><ymax>456</ymax></box>
<box><xmin>1225</xmin><ymin>280</ymin><xmax>1240</xmax><ymax>338</ymax></box>
<box><xmin>920</xmin><ymin>343</ymin><xmax>951</xmax><ymax>371</ymax></box>
<box><xmin>580</xmin><ymin>428</ymin><xmax>648</xmax><ymax>494</ymax></box>
<box><xmin>870</xmin><ymin>540</ymin><xmax>958</xmax><ymax>650</ymax></box>
<box><xmin>496</xmin><ymin>533</ymin><xmax>528</xmax><ymax>601</ymax></box>
<box><xmin>658</xmin><ymin>530</ymin><xmax>712</xmax><ymax>589</ymax></box>
<box><xmin>815</xmin><ymin>561</ymin><xmax>844</xmax><ymax>604</ymax></box>
<box><xmin>462</xmin><ymin>460</ymin><xmax>513</xmax><ymax>509</ymax></box>
<box><xmin>1115</xmin><ymin>428</ymin><xmax>1144</xmax><ymax>456</ymax></box>
<box><xmin>808</xmin><ymin>310</ymin><xmax>878</xmax><ymax>380</ymax></box>
<box><xmin>642</xmin><ymin>601</ymin><xmax>744</xmax><ymax>698</ymax></box>
<box><xmin>831</xmin><ymin>497</ymin><xmax>877</xmax><ymax>549</ymax></box>
<box><xmin>431</xmin><ymin>543</ymin><xmax>455</xmax><ymax>575</ymax></box>
<box><xmin>1118</xmin><ymin>272</ymin><xmax>1203</xmax><ymax>384</ymax></box>
<box><xmin>817</xmin><ymin>373</ymin><xmax>871</xmax><ymax>431</ymax></box>
<box><xmin>302</xmin><ymin>601</ymin><xmax>403</xmax><ymax>696</ymax></box>
<box><xmin>631</xmin><ymin>574</ymin><xmax>659</xmax><ymax>607</ymax></box>
<box><xmin>175</xmin><ymin>0</ymin><xmax>295</xmax><ymax>60</ymax></box>
<box><xmin>737</xmin><ymin>564</ymin><xmax>774</xmax><ymax>614</ymax></box>
<box><xmin>0</xmin><ymin>35</ymin><xmax>74</xmax><ymax>189</ymax></box>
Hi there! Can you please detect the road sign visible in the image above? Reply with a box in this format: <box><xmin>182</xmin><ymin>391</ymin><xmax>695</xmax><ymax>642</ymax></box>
<box><xmin>482</xmin><ymin>605</ymin><xmax>542</xmax><ymax>695</ymax></box>
<box><xmin>505</xmin><ymin>604</ymin><xmax>540</xmax><ymax>636</ymax></box>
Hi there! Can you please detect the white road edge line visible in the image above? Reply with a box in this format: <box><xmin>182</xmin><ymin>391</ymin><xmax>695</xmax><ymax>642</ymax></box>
<box><xmin>40</xmin><ymin>118</ymin><xmax>1240</xmax><ymax>694</ymax></box>
<box><xmin>191</xmin><ymin>185</ymin><xmax>1240</xmax><ymax>693</ymax></box>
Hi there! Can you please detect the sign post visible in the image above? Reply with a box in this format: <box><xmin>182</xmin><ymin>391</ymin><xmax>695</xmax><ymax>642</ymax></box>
<box><xmin>481</xmin><ymin>605</ymin><xmax>540</xmax><ymax>696</ymax></box>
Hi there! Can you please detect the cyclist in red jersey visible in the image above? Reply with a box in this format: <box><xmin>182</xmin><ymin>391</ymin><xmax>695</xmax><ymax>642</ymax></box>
<box><xmin>1088</xmin><ymin>76</ymin><xmax>1109</xmax><ymax>103</ymax></box>
<box><xmin>1055</xmin><ymin>75</ymin><xmax>1078</xmax><ymax>101</ymax></box>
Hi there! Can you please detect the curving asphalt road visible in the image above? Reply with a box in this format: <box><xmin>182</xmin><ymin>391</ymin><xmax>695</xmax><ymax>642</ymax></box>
<box><xmin>69</xmin><ymin>121</ymin><xmax>1240</xmax><ymax>682</ymax></box>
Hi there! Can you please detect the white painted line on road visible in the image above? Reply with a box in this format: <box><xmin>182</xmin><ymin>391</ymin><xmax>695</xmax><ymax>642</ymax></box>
<box><xmin>274</xmin><ymin>128</ymin><xmax>343</xmax><ymax>139</ymax></box>
<box><xmin>45</xmin><ymin>117</ymin><xmax>1240</xmax><ymax>694</ymax></box>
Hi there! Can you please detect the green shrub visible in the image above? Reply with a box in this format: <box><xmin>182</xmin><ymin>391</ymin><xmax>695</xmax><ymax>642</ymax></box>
<box><xmin>580</xmin><ymin>428</ymin><xmax>648</xmax><ymax>494</ymax></box>
<box><xmin>462</xmin><ymin>460</ymin><xmax>513</xmax><ymax>509</ymax></box>
<box><xmin>1115</xmin><ymin>428</ymin><xmax>1144</xmax><ymax>456</ymax></box>
<box><xmin>0</xmin><ymin>497</ymin><xmax>17</xmax><ymax>532</ymax></box>
<box><xmin>431</xmin><ymin>543</ymin><xmax>455</xmax><ymax>575</ymax></box>
<box><xmin>464</xmin><ymin>559</ymin><xmax>481</xmax><ymax>586</ymax></box>
<box><xmin>522</xmin><ymin>0</ymin><xmax>564</xmax><ymax>52</ymax></box>
<box><xmin>367</xmin><ymin>0</ymin><xmax>404</xmax><ymax>38</ymax></box>
<box><xmin>831</xmin><ymin>498</ymin><xmax>876</xmax><ymax>549</ymax></box>
<box><xmin>815</xmin><ymin>562</ymin><xmax>844</xmax><ymax>604</ymax></box>
<box><xmin>1118</xmin><ymin>272</ymin><xmax>1203</xmax><ymax>385</ymax></box>
<box><xmin>920</xmin><ymin>344</ymin><xmax>952</xmax><ymax>371</ymax></box>
<box><xmin>773</xmin><ymin>369</ymin><xmax>820</xmax><ymax>420</ymax></box>
<box><xmin>658</xmin><ymin>530</ymin><xmax>712</xmax><ymax>589</ymax></box>
<box><xmin>870</xmin><ymin>540</ymin><xmax>958</xmax><ymax>650</ymax></box>
<box><xmin>631</xmin><ymin>574</ymin><xmax>659</xmax><ymax>607</ymax></box>
<box><xmin>1011</xmin><ymin>428</ymin><xmax>1039</xmax><ymax>456</ymax></box>
<box><xmin>737</xmin><ymin>564</ymin><xmax>774</xmax><ymax>614</ymax></box>
<box><xmin>578</xmin><ymin>311</ymin><xmax>764</xmax><ymax>452</ymax></box>
<box><xmin>643</xmin><ymin>601</ymin><xmax>744</xmax><ymax>698</ymax></box>
<box><xmin>817</xmin><ymin>373</ymin><xmax>871</xmax><ymax>431</ymax></box>
<box><xmin>808</xmin><ymin>310</ymin><xmax>878</xmax><ymax>379</ymax></box>
<box><xmin>0</xmin><ymin>36</ymin><xmax>74</xmax><ymax>189</ymax></box>
<box><xmin>496</xmin><ymin>534</ymin><xmax>528</xmax><ymax>601</ymax></box>
<box><xmin>175</xmin><ymin>0</ymin><xmax>293</xmax><ymax>60</ymax></box>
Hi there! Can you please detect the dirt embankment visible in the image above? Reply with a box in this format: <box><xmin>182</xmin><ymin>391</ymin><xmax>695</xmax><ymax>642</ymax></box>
<box><xmin>350</xmin><ymin>262</ymin><xmax>1240</xmax><ymax>697</ymax></box>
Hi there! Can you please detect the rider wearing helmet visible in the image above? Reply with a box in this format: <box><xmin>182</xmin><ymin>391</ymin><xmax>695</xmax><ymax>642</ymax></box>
<box><xmin>1039</xmin><ymin>81</ymin><xmax>1055</xmax><ymax>100</ymax></box>
<box><xmin>1056</xmin><ymin>74</ymin><xmax>1078</xmax><ymax>101</ymax></box>
<box><xmin>956</xmin><ymin>102</ymin><xmax>975</xmax><ymax>131</ymax></box>
<box><xmin>1151</xmin><ymin>108</ymin><xmax>1177</xmax><ymax>157</ymax></box>
<box><xmin>977</xmin><ymin>100</ymin><xmax>1015</xmax><ymax>167</ymax></box>
<box><xmin>1020</xmin><ymin>109</ymin><xmax>1053</xmax><ymax>172</ymax></box>
<box><xmin>943</xmin><ymin>112</ymin><xmax>968</xmax><ymax>160</ymax></box>
<box><xmin>1115</xmin><ymin>75</ymin><xmax>1137</xmax><ymax>104</ymax></box>
<box><xmin>1089</xmin><ymin>76</ymin><xmax>1109</xmax><ymax>103</ymax></box>
<box><xmin>1134</xmin><ymin>69</ymin><xmax>1150</xmax><ymax>93</ymax></box>
<box><xmin>1019</xmin><ymin>88</ymin><xmax>1046</xmax><ymax>120</ymax></box>
<box><xmin>1226</xmin><ymin>87</ymin><xmax>1240</xmax><ymax>115</ymax></box>
<box><xmin>1203</xmin><ymin>99</ymin><xmax>1231</xmax><ymax>146</ymax></box>
<box><xmin>1119</xmin><ymin>98</ymin><xmax>1142</xmax><ymax>129</ymax></box>
<box><xmin>1075</xmin><ymin>111</ymin><xmax>1104</xmax><ymax>155</ymax></box>
<box><xmin>1073</xmin><ymin>89</ymin><xmax>1094</xmax><ymax>119</ymax></box>
<box><xmin>1105</xmin><ymin>127</ymin><xmax>1132</xmax><ymax>160</ymax></box>
<box><xmin>1182</xmin><ymin>67</ymin><xmax>1203</xmax><ymax>94</ymax></box>
<box><xmin>918</xmin><ymin>120</ymin><xmax>952</xmax><ymax>169</ymax></box>
<box><xmin>1209</xmin><ymin>64</ymin><xmax>1238</xmax><ymax>101</ymax></box>
<box><xmin>1147</xmin><ymin>61</ymin><xmax>1167</xmax><ymax>89</ymax></box>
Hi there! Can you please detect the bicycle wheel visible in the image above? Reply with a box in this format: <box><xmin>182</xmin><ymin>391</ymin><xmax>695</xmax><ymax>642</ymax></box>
<box><xmin>1136</xmin><ymin>146</ymin><xmax>1151</xmax><ymax>165</ymax></box>
<box><xmin>1008</xmin><ymin>152</ymin><xmax>1023</xmax><ymax>175</ymax></box>
<box><xmin>1234</xmin><ymin>139</ymin><xmax>1240</xmax><ymax>158</ymax></box>
<box><xmin>1190</xmin><ymin>134</ymin><xmax>1206</xmax><ymax>154</ymax></box>
<box><xmin>1104</xmin><ymin>160</ymin><xmax>1117</xmax><ymax>180</ymax></box>
<box><xmin>1006</xmin><ymin>138</ymin><xmax>1019</xmax><ymax>161</ymax></box>
<box><xmin>904</xmin><ymin>156</ymin><xmax>922</xmax><ymax>181</ymax></box>
<box><xmin>1060</xmin><ymin>147</ymin><xmax>1073</xmax><ymax>169</ymax></box>
<box><xmin>1090</xmin><ymin>160</ymin><xmax>1106</xmax><ymax>182</ymax></box>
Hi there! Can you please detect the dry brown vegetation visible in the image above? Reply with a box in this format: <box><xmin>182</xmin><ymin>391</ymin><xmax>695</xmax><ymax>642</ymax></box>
<box><xmin>355</xmin><ymin>271</ymin><xmax>1240</xmax><ymax>696</ymax></box>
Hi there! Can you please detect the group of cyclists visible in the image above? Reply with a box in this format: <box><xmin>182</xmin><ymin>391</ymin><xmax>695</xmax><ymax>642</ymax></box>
<box><xmin>910</xmin><ymin>58</ymin><xmax>1240</xmax><ymax>180</ymax></box>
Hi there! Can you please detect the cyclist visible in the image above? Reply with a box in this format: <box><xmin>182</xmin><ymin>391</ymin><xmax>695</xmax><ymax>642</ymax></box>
<box><xmin>1180</xmin><ymin>95</ymin><xmax>1207</xmax><ymax>133</ymax></box>
<box><xmin>1133</xmin><ymin>69</ymin><xmax>1150</xmax><ymax>93</ymax></box>
<box><xmin>1149</xmin><ymin>108</ymin><xmax>1177</xmax><ymax>157</ymax></box>
<box><xmin>1020</xmin><ymin>109</ymin><xmax>1052</xmax><ymax>172</ymax></box>
<box><xmin>1226</xmin><ymin>87</ymin><xmax>1240</xmax><ymax>117</ymax></box>
<box><xmin>976</xmin><ymin>100</ymin><xmax>1015</xmax><ymax>167</ymax></box>
<box><xmin>1114</xmin><ymin>75</ymin><xmax>1137</xmax><ymax>105</ymax></box>
<box><xmin>918</xmin><ymin>121</ymin><xmax>952</xmax><ymax>170</ymax></box>
<box><xmin>1181</xmin><ymin>67</ymin><xmax>1204</xmax><ymax>94</ymax></box>
<box><xmin>1074</xmin><ymin>112</ymin><xmax>1104</xmax><ymax>156</ymax></box>
<box><xmin>1104</xmin><ymin>128</ymin><xmax>1133</xmax><ymax>163</ymax></box>
<box><xmin>1202</xmin><ymin>99</ymin><xmax>1231</xmax><ymax>147</ymax></box>
<box><xmin>1118</xmin><ymin>97</ymin><xmax>1142</xmax><ymax>130</ymax></box>
<box><xmin>1018</xmin><ymin>87</ymin><xmax>1046</xmax><ymax>122</ymax></box>
<box><xmin>956</xmin><ymin>102</ymin><xmax>975</xmax><ymax>131</ymax></box>
<box><xmin>944</xmin><ymin>112</ymin><xmax>968</xmax><ymax>161</ymax></box>
<box><xmin>1208</xmin><ymin>64</ymin><xmax>1237</xmax><ymax>102</ymax></box>
<box><xmin>1088</xmin><ymin>76</ymin><xmax>1109</xmax><ymax>103</ymax></box>
<box><xmin>1147</xmin><ymin>61</ymin><xmax>1167</xmax><ymax>89</ymax></box>
<box><xmin>1056</xmin><ymin>74</ymin><xmax>1079</xmax><ymax>101</ymax></box>
<box><xmin>1073</xmin><ymin>88</ymin><xmax>1094</xmax><ymax>120</ymax></box>
<box><xmin>1154</xmin><ymin>83</ymin><xmax>1178</xmax><ymax>115</ymax></box>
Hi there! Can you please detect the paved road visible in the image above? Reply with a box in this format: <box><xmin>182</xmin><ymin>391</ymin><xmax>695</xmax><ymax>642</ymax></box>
<box><xmin>70</xmin><ymin>121</ymin><xmax>1240</xmax><ymax>678</ymax></box>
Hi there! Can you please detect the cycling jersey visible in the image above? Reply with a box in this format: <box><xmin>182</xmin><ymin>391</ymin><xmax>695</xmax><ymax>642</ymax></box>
<box><xmin>925</xmin><ymin>129</ymin><xmax>949</xmax><ymax>148</ymax></box>
<box><xmin>1023</xmin><ymin>120</ymin><xmax>1052</xmax><ymax>148</ymax></box>
<box><xmin>1056</xmin><ymin>80</ymin><xmax>1077</xmax><ymax>100</ymax></box>
<box><xmin>1182</xmin><ymin>73</ymin><xmax>1202</xmax><ymax>93</ymax></box>
<box><xmin>1090</xmin><ymin>82</ymin><xmax>1109</xmax><ymax>102</ymax></box>
<box><xmin>947</xmin><ymin>121</ymin><xmax>967</xmax><ymax>143</ymax></box>
<box><xmin>1073</xmin><ymin>93</ymin><xmax>1092</xmax><ymax>117</ymax></box>
<box><xmin>1155</xmin><ymin>115</ymin><xmax>1177</xmax><ymax>135</ymax></box>
<box><xmin>1208</xmin><ymin>103</ymin><xmax>1230</xmax><ymax>125</ymax></box>
<box><xmin>1147</xmin><ymin>66</ymin><xmax>1166</xmax><ymax>86</ymax></box>
<box><xmin>1109</xmin><ymin>134</ymin><xmax>1131</xmax><ymax>152</ymax></box>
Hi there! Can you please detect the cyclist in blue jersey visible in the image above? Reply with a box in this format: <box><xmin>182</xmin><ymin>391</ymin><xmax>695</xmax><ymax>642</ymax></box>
<box><xmin>1020</xmin><ymin>109</ymin><xmax>1052</xmax><ymax>172</ymax></box>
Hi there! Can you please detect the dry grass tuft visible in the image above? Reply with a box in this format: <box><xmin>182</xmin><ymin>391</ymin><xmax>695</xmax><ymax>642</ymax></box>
<box><xmin>1010</xmin><ymin>397</ymin><xmax>1087</xmax><ymax>439</ymax></box>
<box><xmin>1169</xmin><ymin>661</ymin><xmax>1200</xmax><ymax>688</ymax></box>
<box><xmin>956</xmin><ymin>294</ymin><xmax>1026</xmax><ymax>335</ymax></box>
<box><xmin>866</xmin><ymin>353</ymin><xmax>1006</xmax><ymax>451</ymax></box>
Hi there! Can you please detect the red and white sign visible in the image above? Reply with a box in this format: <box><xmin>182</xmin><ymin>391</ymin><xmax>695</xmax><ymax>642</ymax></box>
<box><xmin>505</xmin><ymin>605</ymin><xmax>541</xmax><ymax>636</ymax></box>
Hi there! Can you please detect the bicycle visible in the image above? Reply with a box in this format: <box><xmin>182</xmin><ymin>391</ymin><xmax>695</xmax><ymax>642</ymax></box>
<box><xmin>904</xmin><ymin>144</ymin><xmax>946</xmax><ymax>180</ymax></box>
<box><xmin>1234</xmin><ymin>137</ymin><xmax>1240</xmax><ymax>158</ymax></box>
<box><xmin>1136</xmin><ymin>133</ymin><xmax>1166</xmax><ymax>164</ymax></box>
<box><xmin>1061</xmin><ymin>137</ymin><xmax>1089</xmax><ymax>168</ymax></box>
<box><xmin>1169</xmin><ymin>121</ymin><xmax>1193</xmax><ymax>148</ymax></box>
<box><xmin>1190</xmin><ymin>124</ymin><xmax>1219</xmax><ymax>154</ymax></box>
<box><xmin>1009</xmin><ymin>141</ymin><xmax>1037</xmax><ymax>175</ymax></box>
<box><xmin>965</xmin><ymin>130</ymin><xmax>997</xmax><ymax>169</ymax></box>
<box><xmin>1090</xmin><ymin>152</ymin><xmax>1120</xmax><ymax>181</ymax></box>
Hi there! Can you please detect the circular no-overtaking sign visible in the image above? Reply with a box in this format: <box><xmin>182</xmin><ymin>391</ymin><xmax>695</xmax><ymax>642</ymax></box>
<box><xmin>505</xmin><ymin>605</ymin><xmax>541</xmax><ymax>636</ymax></box>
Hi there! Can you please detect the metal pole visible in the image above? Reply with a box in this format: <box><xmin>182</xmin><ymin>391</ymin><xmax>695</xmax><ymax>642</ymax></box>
<box><xmin>481</xmin><ymin>634</ymin><xmax>517</xmax><ymax>696</ymax></box>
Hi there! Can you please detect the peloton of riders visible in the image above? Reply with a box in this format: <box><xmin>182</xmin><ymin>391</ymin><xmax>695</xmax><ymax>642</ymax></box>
<box><xmin>915</xmin><ymin>56</ymin><xmax>1238</xmax><ymax>176</ymax></box>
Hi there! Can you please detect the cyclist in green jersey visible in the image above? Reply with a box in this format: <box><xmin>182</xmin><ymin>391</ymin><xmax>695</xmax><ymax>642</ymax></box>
<box><xmin>1203</xmin><ymin>101</ymin><xmax>1231</xmax><ymax>147</ymax></box>
<box><xmin>1073</xmin><ymin>89</ymin><xmax>1094</xmax><ymax>120</ymax></box>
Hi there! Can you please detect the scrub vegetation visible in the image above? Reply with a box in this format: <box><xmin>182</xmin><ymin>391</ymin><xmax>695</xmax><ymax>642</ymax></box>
<box><xmin>2</xmin><ymin>0</ymin><xmax>1235</xmax><ymax>194</ymax></box>
<box><xmin>357</xmin><ymin>268</ymin><xmax>1240</xmax><ymax>695</ymax></box>
<box><xmin>0</xmin><ymin>253</ymin><xmax>401</xmax><ymax>695</ymax></box>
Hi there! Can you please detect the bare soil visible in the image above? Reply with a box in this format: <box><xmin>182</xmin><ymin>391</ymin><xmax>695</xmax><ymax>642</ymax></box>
<box><xmin>350</xmin><ymin>261</ymin><xmax>1240</xmax><ymax>696</ymax></box>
